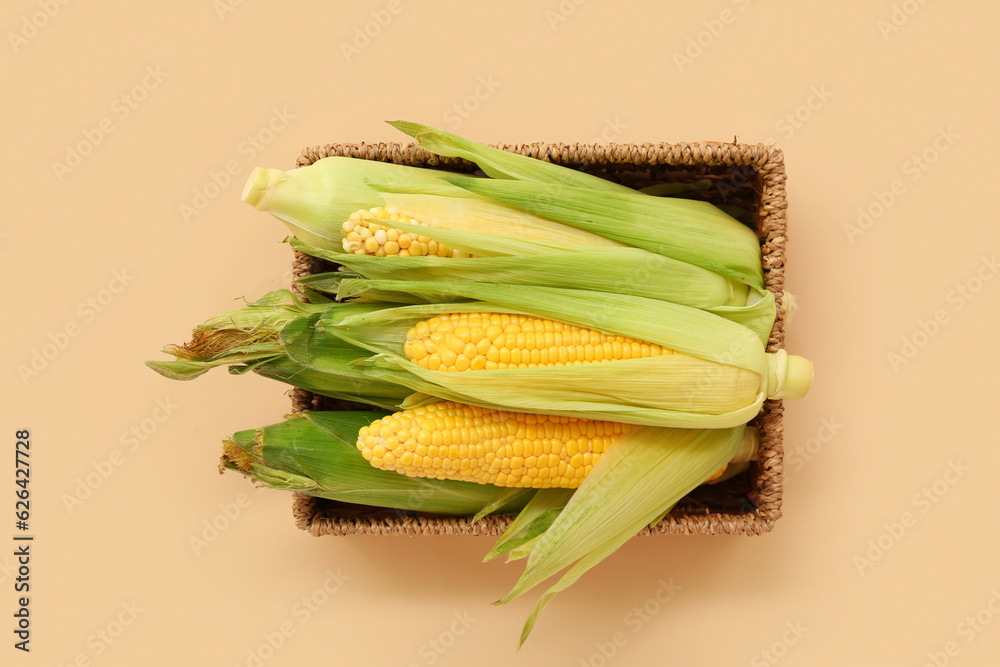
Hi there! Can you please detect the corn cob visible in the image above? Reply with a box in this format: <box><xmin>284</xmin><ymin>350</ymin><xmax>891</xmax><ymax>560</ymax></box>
<box><xmin>324</xmin><ymin>280</ymin><xmax>813</xmax><ymax>428</ymax></box>
<box><xmin>357</xmin><ymin>401</ymin><xmax>628</xmax><ymax>488</ymax></box>
<box><xmin>244</xmin><ymin>122</ymin><xmax>766</xmax><ymax>287</ymax></box>
<box><xmin>403</xmin><ymin>312</ymin><xmax>673</xmax><ymax>372</ymax></box>
<box><xmin>356</xmin><ymin>401</ymin><xmax>740</xmax><ymax>489</ymax></box>
<box><xmin>341</xmin><ymin>206</ymin><xmax>471</xmax><ymax>258</ymax></box>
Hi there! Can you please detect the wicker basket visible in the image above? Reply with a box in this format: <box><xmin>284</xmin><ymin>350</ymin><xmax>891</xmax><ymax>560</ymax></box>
<box><xmin>285</xmin><ymin>137</ymin><xmax>787</xmax><ymax>537</ymax></box>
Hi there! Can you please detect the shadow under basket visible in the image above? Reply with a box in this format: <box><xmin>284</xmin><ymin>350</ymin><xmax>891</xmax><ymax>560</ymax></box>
<box><xmin>286</xmin><ymin>137</ymin><xmax>788</xmax><ymax>538</ymax></box>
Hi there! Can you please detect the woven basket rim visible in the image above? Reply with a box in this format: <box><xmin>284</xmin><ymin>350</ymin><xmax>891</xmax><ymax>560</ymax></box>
<box><xmin>294</xmin><ymin>138</ymin><xmax>784</xmax><ymax>170</ymax></box>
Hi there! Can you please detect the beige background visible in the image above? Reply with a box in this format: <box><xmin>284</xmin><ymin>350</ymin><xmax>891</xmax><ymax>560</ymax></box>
<box><xmin>5</xmin><ymin>0</ymin><xmax>999</xmax><ymax>664</ymax></box>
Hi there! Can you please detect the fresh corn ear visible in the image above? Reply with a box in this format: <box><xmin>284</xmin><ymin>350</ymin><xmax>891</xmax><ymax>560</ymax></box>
<box><xmin>356</xmin><ymin>399</ymin><xmax>760</xmax><ymax>491</ymax></box>
<box><xmin>148</xmin><ymin>283</ymin><xmax>811</xmax><ymax>428</ymax></box>
<box><xmin>315</xmin><ymin>280</ymin><xmax>812</xmax><ymax>428</ymax></box>
<box><xmin>220</xmin><ymin>408</ymin><xmax>759</xmax><ymax>647</ymax></box>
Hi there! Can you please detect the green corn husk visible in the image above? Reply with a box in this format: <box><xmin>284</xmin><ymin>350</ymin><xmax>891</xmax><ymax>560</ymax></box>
<box><xmin>221</xmin><ymin>411</ymin><xmax>532</xmax><ymax>516</ymax></box>
<box><xmin>503</xmin><ymin>423</ymin><xmax>749</xmax><ymax>648</ymax></box>
<box><xmin>439</xmin><ymin>175</ymin><xmax>766</xmax><ymax>291</ymax></box>
<box><xmin>374</xmin><ymin>191</ymin><xmax>627</xmax><ymax>250</ymax></box>
<box><xmin>305</xmin><ymin>280</ymin><xmax>811</xmax><ymax>428</ymax></box>
<box><xmin>145</xmin><ymin>291</ymin><xmax>413</xmax><ymax>409</ymax></box>
<box><xmin>387</xmin><ymin>121</ymin><xmax>635</xmax><ymax>194</ymax></box>
<box><xmin>306</xmin><ymin>272</ymin><xmax>774</xmax><ymax>349</ymax></box>
<box><xmin>144</xmin><ymin>290</ymin><xmax>326</xmax><ymax>380</ymax></box>
<box><xmin>489</xmin><ymin>426</ymin><xmax>759</xmax><ymax>564</ymax></box>
<box><xmin>483</xmin><ymin>489</ymin><xmax>574</xmax><ymax>562</ymax></box>
<box><xmin>291</xmin><ymin>237</ymin><xmax>751</xmax><ymax>311</ymax></box>
<box><xmin>241</xmin><ymin>157</ymin><xmax>473</xmax><ymax>250</ymax></box>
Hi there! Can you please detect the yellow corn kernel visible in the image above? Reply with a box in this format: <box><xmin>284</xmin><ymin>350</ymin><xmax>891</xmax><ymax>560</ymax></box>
<box><xmin>355</xmin><ymin>401</ymin><xmax>630</xmax><ymax>488</ymax></box>
<box><xmin>338</xmin><ymin>206</ymin><xmax>472</xmax><ymax>258</ymax></box>
<box><xmin>404</xmin><ymin>313</ymin><xmax>672</xmax><ymax>373</ymax></box>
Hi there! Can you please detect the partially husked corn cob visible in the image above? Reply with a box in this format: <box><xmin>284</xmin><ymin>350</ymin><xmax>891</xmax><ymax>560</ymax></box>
<box><xmin>403</xmin><ymin>312</ymin><xmax>673</xmax><ymax>372</ymax></box>
<box><xmin>357</xmin><ymin>401</ymin><xmax>730</xmax><ymax>488</ymax></box>
<box><xmin>357</xmin><ymin>401</ymin><xmax>629</xmax><ymax>488</ymax></box>
<box><xmin>341</xmin><ymin>206</ymin><xmax>471</xmax><ymax>258</ymax></box>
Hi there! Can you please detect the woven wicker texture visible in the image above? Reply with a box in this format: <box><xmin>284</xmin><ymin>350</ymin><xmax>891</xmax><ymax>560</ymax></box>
<box><xmin>286</xmin><ymin>138</ymin><xmax>787</xmax><ymax>538</ymax></box>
